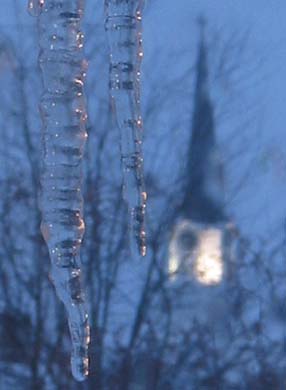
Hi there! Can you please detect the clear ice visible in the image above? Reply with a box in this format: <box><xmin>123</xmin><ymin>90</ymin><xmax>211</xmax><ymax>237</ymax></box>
<box><xmin>105</xmin><ymin>0</ymin><xmax>147</xmax><ymax>257</ymax></box>
<box><xmin>28</xmin><ymin>0</ymin><xmax>90</xmax><ymax>381</ymax></box>
<box><xmin>27</xmin><ymin>0</ymin><xmax>45</xmax><ymax>16</ymax></box>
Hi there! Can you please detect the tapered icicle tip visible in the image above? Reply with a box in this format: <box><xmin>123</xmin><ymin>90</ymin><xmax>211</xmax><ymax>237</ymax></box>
<box><xmin>130</xmin><ymin>193</ymin><xmax>147</xmax><ymax>258</ymax></box>
<box><xmin>68</xmin><ymin>307</ymin><xmax>90</xmax><ymax>381</ymax></box>
<box><xmin>27</xmin><ymin>0</ymin><xmax>45</xmax><ymax>16</ymax></box>
<box><xmin>71</xmin><ymin>355</ymin><xmax>89</xmax><ymax>382</ymax></box>
<box><xmin>138</xmin><ymin>190</ymin><xmax>147</xmax><ymax>257</ymax></box>
<box><xmin>70</xmin><ymin>326</ymin><xmax>90</xmax><ymax>382</ymax></box>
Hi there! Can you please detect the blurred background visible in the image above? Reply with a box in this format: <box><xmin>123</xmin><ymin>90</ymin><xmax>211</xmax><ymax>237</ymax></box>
<box><xmin>0</xmin><ymin>0</ymin><xmax>286</xmax><ymax>389</ymax></box>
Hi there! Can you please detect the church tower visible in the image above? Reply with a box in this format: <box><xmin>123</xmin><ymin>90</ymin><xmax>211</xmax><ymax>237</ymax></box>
<box><xmin>168</xmin><ymin>19</ymin><xmax>237</xmax><ymax>286</ymax></box>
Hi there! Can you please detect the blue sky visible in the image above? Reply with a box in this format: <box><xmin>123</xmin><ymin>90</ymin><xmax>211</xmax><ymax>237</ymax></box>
<box><xmin>1</xmin><ymin>0</ymin><xmax>286</xmax><ymax>242</ymax></box>
<box><xmin>145</xmin><ymin>0</ymin><xmax>286</xmax><ymax>240</ymax></box>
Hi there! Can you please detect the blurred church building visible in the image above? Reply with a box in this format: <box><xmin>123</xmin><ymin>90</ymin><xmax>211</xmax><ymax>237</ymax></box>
<box><xmin>167</xmin><ymin>20</ymin><xmax>239</xmax><ymax>323</ymax></box>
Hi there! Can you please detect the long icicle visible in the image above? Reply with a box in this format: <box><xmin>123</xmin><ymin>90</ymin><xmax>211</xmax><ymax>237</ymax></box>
<box><xmin>105</xmin><ymin>0</ymin><xmax>147</xmax><ymax>257</ymax></box>
<box><xmin>28</xmin><ymin>0</ymin><xmax>90</xmax><ymax>381</ymax></box>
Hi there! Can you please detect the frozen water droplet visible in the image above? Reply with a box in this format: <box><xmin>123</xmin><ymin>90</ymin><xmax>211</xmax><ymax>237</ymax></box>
<box><xmin>27</xmin><ymin>0</ymin><xmax>45</xmax><ymax>16</ymax></box>
<box><xmin>105</xmin><ymin>0</ymin><xmax>147</xmax><ymax>257</ymax></box>
<box><xmin>71</xmin><ymin>355</ymin><xmax>89</xmax><ymax>382</ymax></box>
<box><xmin>29</xmin><ymin>0</ymin><xmax>90</xmax><ymax>381</ymax></box>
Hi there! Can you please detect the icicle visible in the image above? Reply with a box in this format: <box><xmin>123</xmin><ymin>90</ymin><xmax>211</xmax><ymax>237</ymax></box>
<box><xmin>28</xmin><ymin>0</ymin><xmax>90</xmax><ymax>381</ymax></box>
<box><xmin>27</xmin><ymin>0</ymin><xmax>45</xmax><ymax>16</ymax></box>
<box><xmin>105</xmin><ymin>0</ymin><xmax>147</xmax><ymax>257</ymax></box>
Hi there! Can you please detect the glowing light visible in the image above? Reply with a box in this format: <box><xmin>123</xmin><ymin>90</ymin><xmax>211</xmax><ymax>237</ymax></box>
<box><xmin>168</xmin><ymin>221</ymin><xmax>224</xmax><ymax>285</ymax></box>
<box><xmin>168</xmin><ymin>251</ymin><xmax>180</xmax><ymax>277</ymax></box>
<box><xmin>194</xmin><ymin>229</ymin><xmax>224</xmax><ymax>285</ymax></box>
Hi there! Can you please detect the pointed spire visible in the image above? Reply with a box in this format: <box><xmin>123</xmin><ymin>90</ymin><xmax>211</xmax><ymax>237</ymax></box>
<box><xmin>182</xmin><ymin>17</ymin><xmax>226</xmax><ymax>224</ymax></box>
<box><xmin>195</xmin><ymin>15</ymin><xmax>208</xmax><ymax>101</ymax></box>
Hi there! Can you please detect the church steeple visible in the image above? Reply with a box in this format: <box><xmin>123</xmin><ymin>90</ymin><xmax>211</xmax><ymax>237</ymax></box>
<box><xmin>168</xmin><ymin>22</ymin><xmax>237</xmax><ymax>285</ymax></box>
<box><xmin>183</xmin><ymin>18</ymin><xmax>226</xmax><ymax>224</ymax></box>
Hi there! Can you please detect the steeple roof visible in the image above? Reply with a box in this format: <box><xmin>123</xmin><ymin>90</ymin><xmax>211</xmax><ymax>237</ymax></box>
<box><xmin>182</xmin><ymin>18</ymin><xmax>226</xmax><ymax>224</ymax></box>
